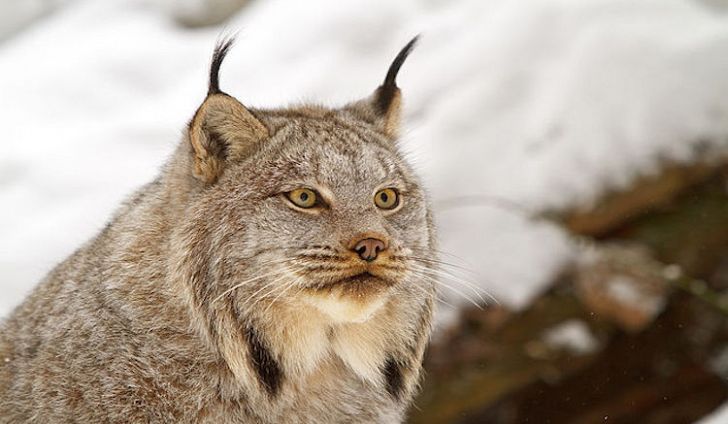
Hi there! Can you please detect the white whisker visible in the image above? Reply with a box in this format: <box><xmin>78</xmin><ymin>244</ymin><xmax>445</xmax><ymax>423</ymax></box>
<box><xmin>406</xmin><ymin>278</ymin><xmax>455</xmax><ymax>309</ymax></box>
<box><xmin>408</xmin><ymin>263</ymin><xmax>494</xmax><ymax>305</ymax></box>
<box><xmin>238</xmin><ymin>265</ymin><xmax>296</xmax><ymax>311</ymax></box>
<box><xmin>408</xmin><ymin>269</ymin><xmax>484</xmax><ymax>310</ymax></box>
<box><xmin>212</xmin><ymin>268</ymin><xmax>286</xmax><ymax>304</ymax></box>
<box><xmin>262</xmin><ymin>269</ymin><xmax>303</xmax><ymax>315</ymax></box>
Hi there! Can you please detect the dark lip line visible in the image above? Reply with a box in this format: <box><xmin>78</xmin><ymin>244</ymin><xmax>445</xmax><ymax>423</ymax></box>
<box><xmin>310</xmin><ymin>271</ymin><xmax>398</xmax><ymax>291</ymax></box>
<box><xmin>337</xmin><ymin>271</ymin><xmax>376</xmax><ymax>283</ymax></box>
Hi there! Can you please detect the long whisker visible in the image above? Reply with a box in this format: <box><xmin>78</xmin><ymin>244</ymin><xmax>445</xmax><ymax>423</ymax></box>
<box><xmin>409</xmin><ymin>269</ymin><xmax>484</xmax><ymax>310</ymax></box>
<box><xmin>212</xmin><ymin>268</ymin><xmax>287</xmax><ymax>304</ymax></box>
<box><xmin>405</xmin><ymin>254</ymin><xmax>499</xmax><ymax>304</ymax></box>
<box><xmin>409</xmin><ymin>269</ymin><xmax>467</xmax><ymax>304</ymax></box>
<box><xmin>417</xmin><ymin>264</ymin><xmax>497</xmax><ymax>306</ymax></box>
<box><xmin>410</xmin><ymin>246</ymin><xmax>475</xmax><ymax>264</ymax></box>
<box><xmin>262</xmin><ymin>268</ymin><xmax>303</xmax><ymax>315</ymax></box>
<box><xmin>406</xmin><ymin>248</ymin><xmax>496</xmax><ymax>288</ymax></box>
<box><xmin>408</xmin><ymin>260</ymin><xmax>481</xmax><ymax>291</ymax></box>
<box><xmin>402</xmin><ymin>255</ymin><xmax>478</xmax><ymax>275</ymax></box>
<box><xmin>408</xmin><ymin>262</ymin><xmax>494</xmax><ymax>306</ymax></box>
<box><xmin>237</xmin><ymin>265</ymin><xmax>296</xmax><ymax>311</ymax></box>
<box><xmin>406</xmin><ymin>278</ymin><xmax>456</xmax><ymax>309</ymax></box>
<box><xmin>225</xmin><ymin>244</ymin><xmax>339</xmax><ymax>262</ymax></box>
<box><xmin>236</xmin><ymin>257</ymin><xmax>299</xmax><ymax>269</ymax></box>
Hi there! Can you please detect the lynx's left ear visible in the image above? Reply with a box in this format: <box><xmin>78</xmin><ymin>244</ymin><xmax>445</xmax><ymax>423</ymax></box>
<box><xmin>347</xmin><ymin>36</ymin><xmax>419</xmax><ymax>140</ymax></box>
<box><xmin>188</xmin><ymin>37</ymin><xmax>269</xmax><ymax>183</ymax></box>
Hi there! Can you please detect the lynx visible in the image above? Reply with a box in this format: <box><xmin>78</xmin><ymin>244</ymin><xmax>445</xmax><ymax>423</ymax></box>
<box><xmin>0</xmin><ymin>36</ymin><xmax>436</xmax><ymax>423</ymax></box>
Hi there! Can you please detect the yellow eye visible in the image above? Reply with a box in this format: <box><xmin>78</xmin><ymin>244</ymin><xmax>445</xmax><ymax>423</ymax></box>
<box><xmin>374</xmin><ymin>188</ymin><xmax>399</xmax><ymax>210</ymax></box>
<box><xmin>286</xmin><ymin>188</ymin><xmax>318</xmax><ymax>208</ymax></box>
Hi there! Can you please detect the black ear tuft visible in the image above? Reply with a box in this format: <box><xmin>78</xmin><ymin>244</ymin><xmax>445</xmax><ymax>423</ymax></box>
<box><xmin>375</xmin><ymin>35</ymin><xmax>420</xmax><ymax>114</ymax></box>
<box><xmin>209</xmin><ymin>36</ymin><xmax>236</xmax><ymax>96</ymax></box>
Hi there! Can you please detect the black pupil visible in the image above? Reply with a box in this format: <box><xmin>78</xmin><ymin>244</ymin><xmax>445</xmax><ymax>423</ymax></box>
<box><xmin>300</xmin><ymin>192</ymin><xmax>309</xmax><ymax>202</ymax></box>
<box><xmin>380</xmin><ymin>192</ymin><xmax>389</xmax><ymax>203</ymax></box>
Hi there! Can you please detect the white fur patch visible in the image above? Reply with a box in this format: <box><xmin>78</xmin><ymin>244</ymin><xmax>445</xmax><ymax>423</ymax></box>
<box><xmin>331</xmin><ymin>318</ymin><xmax>391</xmax><ymax>385</ymax></box>
<box><xmin>301</xmin><ymin>289</ymin><xmax>389</xmax><ymax>324</ymax></box>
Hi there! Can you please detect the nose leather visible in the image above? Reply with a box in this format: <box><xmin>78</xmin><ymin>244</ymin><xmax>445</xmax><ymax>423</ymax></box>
<box><xmin>352</xmin><ymin>238</ymin><xmax>386</xmax><ymax>262</ymax></box>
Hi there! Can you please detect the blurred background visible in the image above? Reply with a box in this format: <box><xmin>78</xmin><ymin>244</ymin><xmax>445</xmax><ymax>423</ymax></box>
<box><xmin>1</xmin><ymin>0</ymin><xmax>728</xmax><ymax>422</ymax></box>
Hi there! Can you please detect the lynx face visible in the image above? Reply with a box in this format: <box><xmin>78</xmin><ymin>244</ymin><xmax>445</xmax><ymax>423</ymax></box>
<box><xmin>178</xmin><ymin>37</ymin><xmax>435</xmax><ymax>331</ymax></box>
<box><xmin>204</xmin><ymin>117</ymin><xmax>431</xmax><ymax>322</ymax></box>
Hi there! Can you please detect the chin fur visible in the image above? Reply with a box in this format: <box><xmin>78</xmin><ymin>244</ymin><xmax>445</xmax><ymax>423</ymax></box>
<box><xmin>301</xmin><ymin>286</ymin><xmax>392</xmax><ymax>323</ymax></box>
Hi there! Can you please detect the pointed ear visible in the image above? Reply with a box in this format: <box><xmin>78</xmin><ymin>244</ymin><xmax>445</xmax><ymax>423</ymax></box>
<box><xmin>188</xmin><ymin>37</ymin><xmax>269</xmax><ymax>183</ymax></box>
<box><xmin>347</xmin><ymin>36</ymin><xmax>419</xmax><ymax>139</ymax></box>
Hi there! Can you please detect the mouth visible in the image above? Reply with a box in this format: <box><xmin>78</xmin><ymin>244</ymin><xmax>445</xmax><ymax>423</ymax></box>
<box><xmin>323</xmin><ymin>270</ymin><xmax>396</xmax><ymax>290</ymax></box>
<box><xmin>335</xmin><ymin>271</ymin><xmax>380</xmax><ymax>285</ymax></box>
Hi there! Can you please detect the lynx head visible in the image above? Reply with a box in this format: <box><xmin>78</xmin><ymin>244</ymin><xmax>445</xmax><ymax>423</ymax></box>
<box><xmin>171</xmin><ymin>36</ymin><xmax>435</xmax><ymax>398</ymax></box>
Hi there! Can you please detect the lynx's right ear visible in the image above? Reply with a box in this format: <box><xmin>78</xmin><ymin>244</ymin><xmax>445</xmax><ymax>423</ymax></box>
<box><xmin>188</xmin><ymin>37</ymin><xmax>269</xmax><ymax>183</ymax></box>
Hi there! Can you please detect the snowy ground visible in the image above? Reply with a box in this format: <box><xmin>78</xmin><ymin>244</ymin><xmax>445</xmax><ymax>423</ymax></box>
<box><xmin>2</xmin><ymin>0</ymin><xmax>728</xmax><ymax>336</ymax></box>
<box><xmin>699</xmin><ymin>401</ymin><xmax>728</xmax><ymax>424</ymax></box>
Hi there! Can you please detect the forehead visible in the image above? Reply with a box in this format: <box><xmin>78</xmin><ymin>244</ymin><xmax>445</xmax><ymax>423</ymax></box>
<box><xmin>268</xmin><ymin>119</ymin><xmax>404</xmax><ymax>186</ymax></box>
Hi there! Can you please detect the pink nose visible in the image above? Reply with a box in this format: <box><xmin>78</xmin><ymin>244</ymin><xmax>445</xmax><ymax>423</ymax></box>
<box><xmin>352</xmin><ymin>238</ymin><xmax>387</xmax><ymax>262</ymax></box>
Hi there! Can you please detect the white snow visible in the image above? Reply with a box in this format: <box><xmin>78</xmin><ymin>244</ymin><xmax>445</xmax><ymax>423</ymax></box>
<box><xmin>542</xmin><ymin>319</ymin><xmax>599</xmax><ymax>355</ymax></box>
<box><xmin>0</xmin><ymin>0</ymin><xmax>74</xmax><ymax>42</ymax></box>
<box><xmin>2</xmin><ymin>0</ymin><xmax>728</xmax><ymax>318</ymax></box>
<box><xmin>698</xmin><ymin>402</ymin><xmax>728</xmax><ymax>424</ymax></box>
<box><xmin>605</xmin><ymin>275</ymin><xmax>666</xmax><ymax>316</ymax></box>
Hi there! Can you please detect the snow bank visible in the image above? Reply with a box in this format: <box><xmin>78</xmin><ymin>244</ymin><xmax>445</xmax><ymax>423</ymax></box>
<box><xmin>542</xmin><ymin>319</ymin><xmax>600</xmax><ymax>355</ymax></box>
<box><xmin>0</xmin><ymin>0</ymin><xmax>74</xmax><ymax>42</ymax></box>
<box><xmin>2</xmin><ymin>0</ymin><xmax>728</xmax><ymax>316</ymax></box>
<box><xmin>698</xmin><ymin>402</ymin><xmax>728</xmax><ymax>424</ymax></box>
